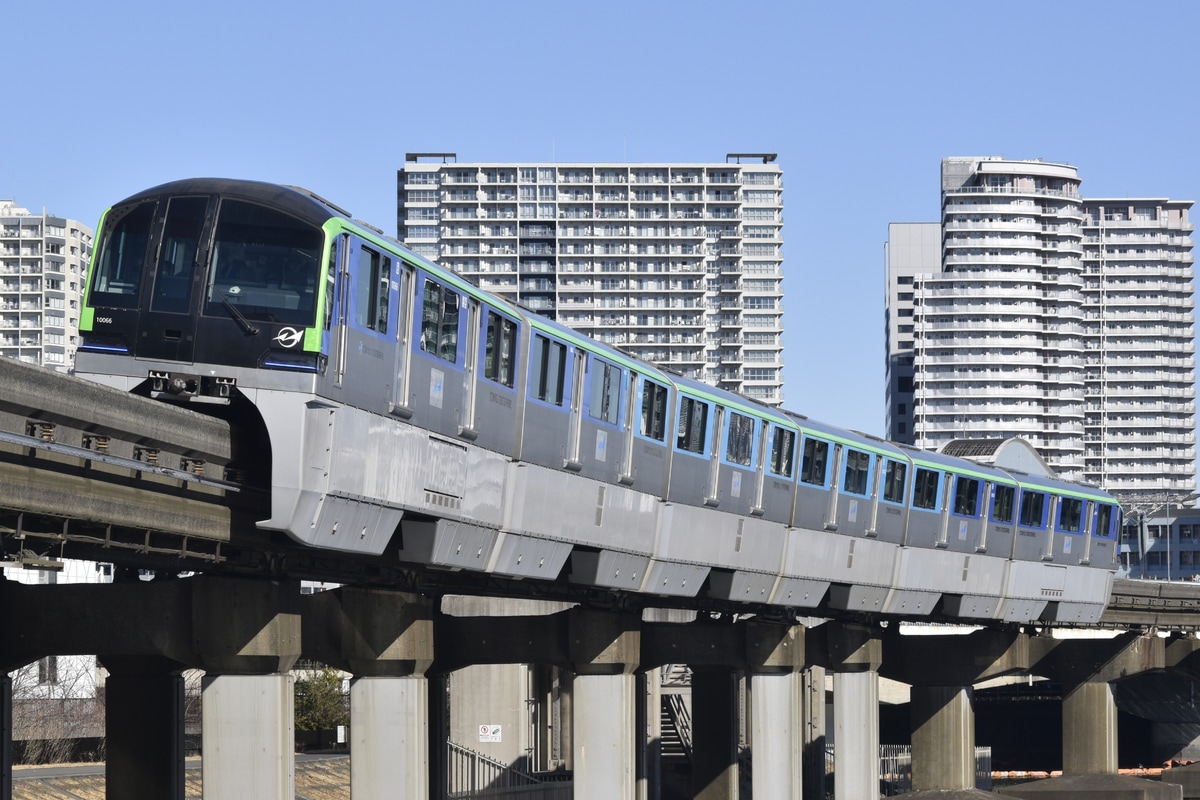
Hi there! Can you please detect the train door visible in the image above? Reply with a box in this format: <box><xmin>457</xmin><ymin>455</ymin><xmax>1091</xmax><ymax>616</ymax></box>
<box><xmin>751</xmin><ymin>423</ymin><xmax>769</xmax><ymax>516</ymax></box>
<box><xmin>618</xmin><ymin>371</ymin><xmax>638</xmax><ymax>485</ymax></box>
<box><xmin>565</xmin><ymin>348</ymin><xmax>585</xmax><ymax>470</ymax></box>
<box><xmin>706</xmin><ymin>406</ymin><xmax>725</xmax><ymax>506</ymax></box>
<box><xmin>824</xmin><ymin>444</ymin><xmax>843</xmax><ymax>530</ymax></box>
<box><xmin>330</xmin><ymin>234</ymin><xmax>351</xmax><ymax>385</ymax></box>
<box><xmin>390</xmin><ymin>260</ymin><xmax>416</xmax><ymax>417</ymax></box>
<box><xmin>137</xmin><ymin>195</ymin><xmax>211</xmax><ymax>363</ymax></box>
<box><xmin>459</xmin><ymin>297</ymin><xmax>481</xmax><ymax>439</ymax></box>
<box><xmin>1080</xmin><ymin>501</ymin><xmax>1096</xmax><ymax>564</ymax></box>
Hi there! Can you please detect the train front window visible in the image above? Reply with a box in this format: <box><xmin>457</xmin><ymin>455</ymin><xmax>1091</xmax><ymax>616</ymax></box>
<box><xmin>205</xmin><ymin>199</ymin><xmax>322</xmax><ymax>326</ymax></box>
<box><xmin>90</xmin><ymin>200</ymin><xmax>155</xmax><ymax>309</ymax></box>
<box><xmin>150</xmin><ymin>196</ymin><xmax>207</xmax><ymax>313</ymax></box>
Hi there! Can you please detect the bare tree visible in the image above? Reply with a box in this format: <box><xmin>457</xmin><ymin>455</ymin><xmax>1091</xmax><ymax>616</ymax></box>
<box><xmin>8</xmin><ymin>655</ymin><xmax>105</xmax><ymax>764</ymax></box>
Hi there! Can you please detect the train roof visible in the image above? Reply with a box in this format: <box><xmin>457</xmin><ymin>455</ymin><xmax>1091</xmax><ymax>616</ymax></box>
<box><xmin>112</xmin><ymin>179</ymin><xmax>347</xmax><ymax>229</ymax></box>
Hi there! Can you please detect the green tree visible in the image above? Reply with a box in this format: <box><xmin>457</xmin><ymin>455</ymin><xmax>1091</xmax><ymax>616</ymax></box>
<box><xmin>293</xmin><ymin>667</ymin><xmax>349</xmax><ymax>732</ymax></box>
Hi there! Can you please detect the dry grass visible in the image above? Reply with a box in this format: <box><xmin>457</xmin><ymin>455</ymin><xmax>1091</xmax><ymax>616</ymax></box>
<box><xmin>13</xmin><ymin>757</ymin><xmax>351</xmax><ymax>800</ymax></box>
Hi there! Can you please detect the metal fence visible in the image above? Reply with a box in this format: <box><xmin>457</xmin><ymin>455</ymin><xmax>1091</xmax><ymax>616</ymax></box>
<box><xmin>445</xmin><ymin>740</ymin><xmax>572</xmax><ymax>800</ymax></box>
<box><xmin>826</xmin><ymin>744</ymin><xmax>992</xmax><ymax>796</ymax></box>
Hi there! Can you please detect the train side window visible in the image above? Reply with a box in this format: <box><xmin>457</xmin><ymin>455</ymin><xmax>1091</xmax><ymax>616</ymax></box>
<box><xmin>725</xmin><ymin>411</ymin><xmax>755</xmax><ymax>466</ymax></box>
<box><xmin>882</xmin><ymin>459</ymin><xmax>907</xmax><ymax>503</ymax></box>
<box><xmin>676</xmin><ymin>395</ymin><xmax>708</xmax><ymax>454</ymax></box>
<box><xmin>1058</xmin><ymin>497</ymin><xmax>1083</xmax><ymax>533</ymax></box>
<box><xmin>420</xmin><ymin>278</ymin><xmax>460</xmax><ymax>362</ymax></box>
<box><xmin>639</xmin><ymin>378</ymin><xmax>669</xmax><ymax>441</ymax></box>
<box><xmin>769</xmin><ymin>427</ymin><xmax>795</xmax><ymax>477</ymax></box>
<box><xmin>953</xmin><ymin>475</ymin><xmax>981</xmax><ymax>517</ymax></box>
<box><xmin>800</xmin><ymin>437</ymin><xmax>829</xmax><ymax>486</ymax></box>
<box><xmin>355</xmin><ymin>246</ymin><xmax>387</xmax><ymax>333</ymax></box>
<box><xmin>531</xmin><ymin>333</ymin><xmax>566</xmax><ymax>405</ymax></box>
<box><xmin>1093</xmin><ymin>504</ymin><xmax>1116</xmax><ymax>538</ymax></box>
<box><xmin>911</xmin><ymin>467</ymin><xmax>939</xmax><ymax>510</ymax></box>
<box><xmin>1018</xmin><ymin>491</ymin><xmax>1046</xmax><ymax>528</ymax></box>
<box><xmin>587</xmin><ymin>356</ymin><xmax>622</xmax><ymax>425</ymax></box>
<box><xmin>842</xmin><ymin>449</ymin><xmax>871</xmax><ymax>495</ymax></box>
<box><xmin>991</xmin><ymin>485</ymin><xmax>1015</xmax><ymax>523</ymax></box>
<box><xmin>323</xmin><ymin>239</ymin><xmax>338</xmax><ymax>331</ymax></box>
<box><xmin>483</xmin><ymin>310</ymin><xmax>517</xmax><ymax>387</ymax></box>
<box><xmin>91</xmin><ymin>200</ymin><xmax>155</xmax><ymax>308</ymax></box>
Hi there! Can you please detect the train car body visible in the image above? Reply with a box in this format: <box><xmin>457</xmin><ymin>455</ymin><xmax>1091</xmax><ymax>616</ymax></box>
<box><xmin>75</xmin><ymin>179</ymin><xmax>1120</xmax><ymax>625</ymax></box>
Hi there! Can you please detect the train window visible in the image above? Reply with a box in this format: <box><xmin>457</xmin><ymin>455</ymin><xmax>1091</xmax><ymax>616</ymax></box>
<box><xmin>991</xmin><ymin>485</ymin><xmax>1016</xmax><ymax>524</ymax></box>
<box><xmin>420</xmin><ymin>278</ymin><xmax>460</xmax><ymax>362</ymax></box>
<box><xmin>484</xmin><ymin>311</ymin><xmax>516</xmax><ymax>387</ymax></box>
<box><xmin>725</xmin><ymin>412</ymin><xmax>754</xmax><ymax>466</ymax></box>
<box><xmin>588</xmin><ymin>356</ymin><xmax>622</xmax><ymax>425</ymax></box>
<box><xmin>1019</xmin><ymin>491</ymin><xmax>1046</xmax><ymax>528</ymax></box>
<box><xmin>150</xmin><ymin>196</ymin><xmax>207</xmax><ymax>314</ymax></box>
<box><xmin>1094</xmin><ymin>504</ymin><xmax>1116</xmax><ymax>538</ymax></box>
<box><xmin>531</xmin><ymin>333</ymin><xmax>566</xmax><ymax>405</ymax></box>
<box><xmin>843</xmin><ymin>449</ymin><xmax>871</xmax><ymax>495</ymax></box>
<box><xmin>800</xmin><ymin>437</ymin><xmax>829</xmax><ymax>486</ymax></box>
<box><xmin>324</xmin><ymin>239</ymin><xmax>338</xmax><ymax>330</ymax></box>
<box><xmin>769</xmin><ymin>427</ymin><xmax>795</xmax><ymax>477</ymax></box>
<box><xmin>91</xmin><ymin>200</ymin><xmax>155</xmax><ymax>308</ymax></box>
<box><xmin>912</xmin><ymin>467</ymin><xmax>939</xmax><ymax>510</ymax></box>
<box><xmin>207</xmin><ymin>200</ymin><xmax>322</xmax><ymax>325</ymax></box>
<box><xmin>355</xmin><ymin>246</ymin><xmax>388</xmax><ymax>333</ymax></box>
<box><xmin>1058</xmin><ymin>497</ymin><xmax>1083</xmax><ymax>533</ymax></box>
<box><xmin>639</xmin><ymin>379</ymin><xmax>669</xmax><ymax>441</ymax></box>
<box><xmin>953</xmin><ymin>476</ymin><xmax>981</xmax><ymax>517</ymax></box>
<box><xmin>882</xmin><ymin>460</ymin><xmax>907</xmax><ymax>503</ymax></box>
<box><xmin>676</xmin><ymin>395</ymin><xmax>709</xmax><ymax>454</ymax></box>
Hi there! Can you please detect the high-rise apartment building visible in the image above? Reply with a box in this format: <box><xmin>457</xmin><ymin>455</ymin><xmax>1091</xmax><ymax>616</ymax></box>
<box><xmin>396</xmin><ymin>153</ymin><xmax>785</xmax><ymax>405</ymax></box>
<box><xmin>885</xmin><ymin>157</ymin><xmax>1196</xmax><ymax>500</ymax></box>
<box><xmin>0</xmin><ymin>201</ymin><xmax>93</xmax><ymax>372</ymax></box>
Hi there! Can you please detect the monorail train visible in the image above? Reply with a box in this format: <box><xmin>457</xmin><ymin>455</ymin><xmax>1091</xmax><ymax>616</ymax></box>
<box><xmin>73</xmin><ymin>178</ymin><xmax>1120</xmax><ymax>624</ymax></box>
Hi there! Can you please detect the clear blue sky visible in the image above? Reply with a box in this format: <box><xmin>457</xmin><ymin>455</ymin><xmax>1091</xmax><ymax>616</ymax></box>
<box><xmin>7</xmin><ymin>0</ymin><xmax>1198</xmax><ymax>438</ymax></box>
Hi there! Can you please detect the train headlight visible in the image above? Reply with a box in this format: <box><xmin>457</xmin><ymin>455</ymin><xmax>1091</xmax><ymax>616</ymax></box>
<box><xmin>261</xmin><ymin>350</ymin><xmax>324</xmax><ymax>372</ymax></box>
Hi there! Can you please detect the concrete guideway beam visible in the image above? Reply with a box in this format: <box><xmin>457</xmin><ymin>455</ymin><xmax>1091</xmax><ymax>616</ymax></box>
<box><xmin>301</xmin><ymin>586</ymin><xmax>434</xmax><ymax>676</ymax></box>
<box><xmin>0</xmin><ymin>573</ymin><xmax>302</xmax><ymax>674</ymax></box>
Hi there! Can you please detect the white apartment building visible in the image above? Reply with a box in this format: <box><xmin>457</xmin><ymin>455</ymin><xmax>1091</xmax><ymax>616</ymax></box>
<box><xmin>885</xmin><ymin>157</ymin><xmax>1196</xmax><ymax>499</ymax></box>
<box><xmin>396</xmin><ymin>153</ymin><xmax>785</xmax><ymax>405</ymax></box>
<box><xmin>0</xmin><ymin>201</ymin><xmax>92</xmax><ymax>372</ymax></box>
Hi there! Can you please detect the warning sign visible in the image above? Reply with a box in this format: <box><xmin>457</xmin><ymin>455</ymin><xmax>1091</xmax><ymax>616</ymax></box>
<box><xmin>479</xmin><ymin>724</ymin><xmax>502</xmax><ymax>743</ymax></box>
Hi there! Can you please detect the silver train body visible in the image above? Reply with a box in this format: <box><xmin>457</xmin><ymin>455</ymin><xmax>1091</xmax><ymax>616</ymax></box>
<box><xmin>75</xmin><ymin>179</ymin><xmax>1120</xmax><ymax>624</ymax></box>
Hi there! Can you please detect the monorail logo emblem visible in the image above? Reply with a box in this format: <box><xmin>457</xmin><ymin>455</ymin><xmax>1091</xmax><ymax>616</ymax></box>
<box><xmin>274</xmin><ymin>327</ymin><xmax>303</xmax><ymax>348</ymax></box>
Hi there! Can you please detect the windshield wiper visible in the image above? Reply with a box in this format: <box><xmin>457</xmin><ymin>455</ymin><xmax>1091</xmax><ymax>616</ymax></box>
<box><xmin>213</xmin><ymin>288</ymin><xmax>259</xmax><ymax>336</ymax></box>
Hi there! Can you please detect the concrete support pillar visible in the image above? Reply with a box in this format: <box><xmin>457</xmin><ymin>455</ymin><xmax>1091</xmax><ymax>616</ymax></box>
<box><xmin>101</xmin><ymin>659</ymin><xmax>185</xmax><ymax>800</ymax></box>
<box><xmin>833</xmin><ymin>669</ymin><xmax>879</xmax><ymax>800</ymax></box>
<box><xmin>638</xmin><ymin>669</ymin><xmax>661</xmax><ymax>800</ymax></box>
<box><xmin>569</xmin><ymin>609</ymin><xmax>639</xmax><ymax>800</ymax></box>
<box><xmin>910</xmin><ymin>684</ymin><xmax>975</xmax><ymax>791</ymax></box>
<box><xmin>350</xmin><ymin>676</ymin><xmax>429</xmax><ymax>799</ymax></box>
<box><xmin>302</xmin><ymin>587</ymin><xmax>434</xmax><ymax>800</ymax></box>
<box><xmin>1063</xmin><ymin>681</ymin><xmax>1118</xmax><ymax>775</ymax></box>
<box><xmin>751</xmin><ymin>670</ymin><xmax>803</xmax><ymax>799</ymax></box>
<box><xmin>802</xmin><ymin>666</ymin><xmax>827</xmax><ymax>800</ymax></box>
<box><xmin>201</xmin><ymin>673</ymin><xmax>294</xmax><ymax>800</ymax></box>
<box><xmin>1</xmin><ymin>674</ymin><xmax>11</xmax><ymax>800</ymax></box>
<box><xmin>691</xmin><ymin>668</ymin><xmax>739</xmax><ymax>800</ymax></box>
<box><xmin>574</xmin><ymin>672</ymin><xmax>637</xmax><ymax>800</ymax></box>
